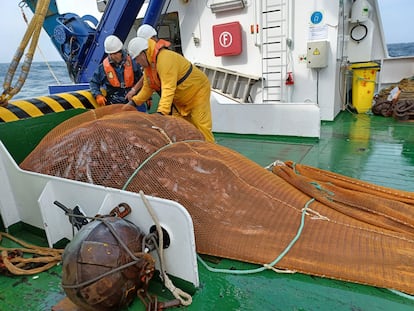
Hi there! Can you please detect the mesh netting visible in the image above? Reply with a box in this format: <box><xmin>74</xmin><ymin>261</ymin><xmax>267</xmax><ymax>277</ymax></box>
<box><xmin>20</xmin><ymin>105</ymin><xmax>414</xmax><ymax>295</ymax></box>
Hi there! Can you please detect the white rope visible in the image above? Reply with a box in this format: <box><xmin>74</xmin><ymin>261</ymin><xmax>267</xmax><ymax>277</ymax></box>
<box><xmin>151</xmin><ymin>126</ymin><xmax>173</xmax><ymax>144</ymax></box>
<box><xmin>139</xmin><ymin>190</ymin><xmax>192</xmax><ymax>306</ymax></box>
<box><xmin>264</xmin><ymin>159</ymin><xmax>286</xmax><ymax>171</ymax></box>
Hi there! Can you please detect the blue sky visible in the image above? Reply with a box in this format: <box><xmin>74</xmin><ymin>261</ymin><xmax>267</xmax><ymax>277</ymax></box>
<box><xmin>377</xmin><ymin>0</ymin><xmax>414</xmax><ymax>43</ymax></box>
<box><xmin>0</xmin><ymin>0</ymin><xmax>413</xmax><ymax>63</ymax></box>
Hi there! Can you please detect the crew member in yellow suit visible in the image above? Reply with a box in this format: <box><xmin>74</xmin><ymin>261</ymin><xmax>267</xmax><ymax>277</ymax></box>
<box><xmin>126</xmin><ymin>36</ymin><xmax>214</xmax><ymax>143</ymax></box>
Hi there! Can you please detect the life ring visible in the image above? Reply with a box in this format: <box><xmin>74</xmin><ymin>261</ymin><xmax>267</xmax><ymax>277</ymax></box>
<box><xmin>350</xmin><ymin>23</ymin><xmax>368</xmax><ymax>43</ymax></box>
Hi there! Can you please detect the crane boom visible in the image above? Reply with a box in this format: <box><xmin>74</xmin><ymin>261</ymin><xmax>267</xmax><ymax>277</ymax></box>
<box><xmin>23</xmin><ymin>0</ymin><xmax>148</xmax><ymax>83</ymax></box>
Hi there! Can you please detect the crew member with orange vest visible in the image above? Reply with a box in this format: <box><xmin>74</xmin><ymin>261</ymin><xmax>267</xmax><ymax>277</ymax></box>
<box><xmin>90</xmin><ymin>35</ymin><xmax>146</xmax><ymax>112</ymax></box>
<box><xmin>128</xmin><ymin>24</ymin><xmax>171</xmax><ymax>99</ymax></box>
<box><xmin>126</xmin><ymin>36</ymin><xmax>214</xmax><ymax>142</ymax></box>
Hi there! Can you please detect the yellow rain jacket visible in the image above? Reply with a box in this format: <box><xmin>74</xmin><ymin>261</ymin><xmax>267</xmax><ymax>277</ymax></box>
<box><xmin>132</xmin><ymin>39</ymin><xmax>214</xmax><ymax>142</ymax></box>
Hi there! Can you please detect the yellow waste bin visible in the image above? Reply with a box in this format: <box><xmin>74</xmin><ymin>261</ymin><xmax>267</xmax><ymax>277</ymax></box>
<box><xmin>350</xmin><ymin>62</ymin><xmax>380</xmax><ymax>113</ymax></box>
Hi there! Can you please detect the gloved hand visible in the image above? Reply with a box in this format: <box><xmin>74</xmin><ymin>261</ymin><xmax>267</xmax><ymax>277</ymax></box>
<box><xmin>126</xmin><ymin>88</ymin><xmax>137</xmax><ymax>101</ymax></box>
<box><xmin>96</xmin><ymin>94</ymin><xmax>107</xmax><ymax>107</ymax></box>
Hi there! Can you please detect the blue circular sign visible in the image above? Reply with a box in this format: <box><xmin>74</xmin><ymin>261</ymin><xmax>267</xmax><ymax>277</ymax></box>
<box><xmin>310</xmin><ymin>11</ymin><xmax>323</xmax><ymax>24</ymax></box>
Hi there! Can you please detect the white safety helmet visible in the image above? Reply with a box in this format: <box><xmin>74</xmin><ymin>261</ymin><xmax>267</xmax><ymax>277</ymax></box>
<box><xmin>137</xmin><ymin>24</ymin><xmax>157</xmax><ymax>40</ymax></box>
<box><xmin>104</xmin><ymin>35</ymin><xmax>123</xmax><ymax>54</ymax></box>
<box><xmin>128</xmin><ymin>37</ymin><xmax>149</xmax><ymax>59</ymax></box>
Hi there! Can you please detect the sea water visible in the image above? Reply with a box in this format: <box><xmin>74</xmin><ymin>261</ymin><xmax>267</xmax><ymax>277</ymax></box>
<box><xmin>0</xmin><ymin>61</ymin><xmax>72</xmax><ymax>100</ymax></box>
<box><xmin>387</xmin><ymin>42</ymin><xmax>414</xmax><ymax>57</ymax></box>
<box><xmin>0</xmin><ymin>42</ymin><xmax>413</xmax><ymax>100</ymax></box>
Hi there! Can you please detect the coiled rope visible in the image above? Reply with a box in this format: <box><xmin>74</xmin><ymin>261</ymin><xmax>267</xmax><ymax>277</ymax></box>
<box><xmin>0</xmin><ymin>232</ymin><xmax>63</xmax><ymax>275</ymax></box>
<box><xmin>0</xmin><ymin>0</ymin><xmax>51</xmax><ymax>106</ymax></box>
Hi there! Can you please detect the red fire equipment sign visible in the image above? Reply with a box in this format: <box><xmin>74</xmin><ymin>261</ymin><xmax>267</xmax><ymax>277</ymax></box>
<box><xmin>212</xmin><ymin>22</ymin><xmax>242</xmax><ymax>56</ymax></box>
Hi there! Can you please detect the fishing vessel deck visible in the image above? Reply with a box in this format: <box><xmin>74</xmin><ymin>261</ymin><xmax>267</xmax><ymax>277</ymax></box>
<box><xmin>0</xmin><ymin>109</ymin><xmax>414</xmax><ymax>310</ymax></box>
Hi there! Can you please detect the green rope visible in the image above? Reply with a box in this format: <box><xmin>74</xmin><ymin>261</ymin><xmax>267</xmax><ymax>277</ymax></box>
<box><xmin>197</xmin><ymin>198</ymin><xmax>315</xmax><ymax>275</ymax></box>
<box><xmin>291</xmin><ymin>161</ymin><xmax>300</xmax><ymax>174</ymax></box>
<box><xmin>309</xmin><ymin>181</ymin><xmax>334</xmax><ymax>196</ymax></box>
<box><xmin>291</xmin><ymin>163</ymin><xmax>334</xmax><ymax>197</ymax></box>
<box><xmin>387</xmin><ymin>289</ymin><xmax>414</xmax><ymax>301</ymax></box>
<box><xmin>121</xmin><ymin>139</ymin><xmax>203</xmax><ymax>190</ymax></box>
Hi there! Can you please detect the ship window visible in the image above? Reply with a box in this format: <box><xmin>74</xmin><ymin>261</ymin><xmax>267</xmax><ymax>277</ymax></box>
<box><xmin>158</xmin><ymin>25</ymin><xmax>171</xmax><ymax>41</ymax></box>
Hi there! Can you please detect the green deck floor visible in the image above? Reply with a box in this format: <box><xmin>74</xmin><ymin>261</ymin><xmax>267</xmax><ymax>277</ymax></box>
<box><xmin>1</xmin><ymin>110</ymin><xmax>414</xmax><ymax>310</ymax></box>
<box><xmin>217</xmin><ymin>112</ymin><xmax>414</xmax><ymax>192</ymax></box>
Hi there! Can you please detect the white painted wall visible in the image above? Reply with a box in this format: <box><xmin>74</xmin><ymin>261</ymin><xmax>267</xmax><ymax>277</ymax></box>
<box><xmin>162</xmin><ymin>0</ymin><xmax>411</xmax><ymax>136</ymax></box>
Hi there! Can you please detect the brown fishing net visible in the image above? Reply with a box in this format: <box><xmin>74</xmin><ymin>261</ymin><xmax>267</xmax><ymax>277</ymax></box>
<box><xmin>20</xmin><ymin>105</ymin><xmax>414</xmax><ymax>295</ymax></box>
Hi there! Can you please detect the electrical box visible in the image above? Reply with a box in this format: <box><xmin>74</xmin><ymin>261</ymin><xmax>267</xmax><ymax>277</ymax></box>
<box><xmin>307</xmin><ymin>41</ymin><xmax>329</xmax><ymax>68</ymax></box>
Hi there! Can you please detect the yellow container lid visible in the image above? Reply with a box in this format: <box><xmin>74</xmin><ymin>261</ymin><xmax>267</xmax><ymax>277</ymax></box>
<box><xmin>349</xmin><ymin>62</ymin><xmax>380</xmax><ymax>70</ymax></box>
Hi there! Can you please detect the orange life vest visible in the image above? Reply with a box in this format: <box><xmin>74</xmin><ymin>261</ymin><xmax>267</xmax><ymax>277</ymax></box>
<box><xmin>144</xmin><ymin>39</ymin><xmax>172</xmax><ymax>91</ymax></box>
<box><xmin>103</xmin><ymin>55</ymin><xmax>135</xmax><ymax>88</ymax></box>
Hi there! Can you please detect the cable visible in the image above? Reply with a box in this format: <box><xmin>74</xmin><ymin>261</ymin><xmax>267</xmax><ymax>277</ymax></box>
<box><xmin>338</xmin><ymin>0</ymin><xmax>350</xmax><ymax>110</ymax></box>
<box><xmin>19</xmin><ymin>4</ymin><xmax>61</xmax><ymax>85</ymax></box>
<box><xmin>316</xmin><ymin>68</ymin><xmax>320</xmax><ymax>106</ymax></box>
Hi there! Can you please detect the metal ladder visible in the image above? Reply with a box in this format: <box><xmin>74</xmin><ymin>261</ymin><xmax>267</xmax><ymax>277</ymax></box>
<box><xmin>196</xmin><ymin>63</ymin><xmax>261</xmax><ymax>103</ymax></box>
<box><xmin>261</xmin><ymin>0</ymin><xmax>288</xmax><ymax>102</ymax></box>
